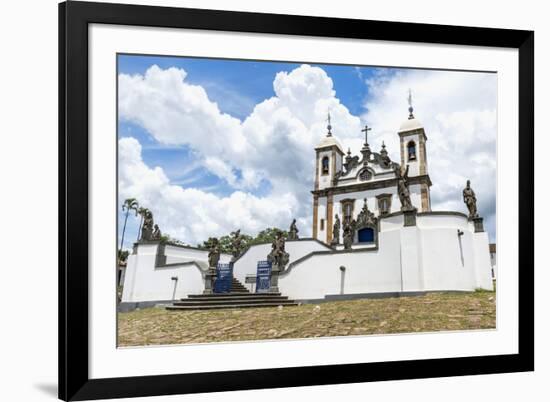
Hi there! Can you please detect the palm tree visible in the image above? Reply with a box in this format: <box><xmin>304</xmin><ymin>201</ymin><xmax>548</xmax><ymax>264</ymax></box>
<box><xmin>136</xmin><ymin>207</ymin><xmax>150</xmax><ymax>241</ymax></box>
<box><xmin>120</xmin><ymin>198</ymin><xmax>139</xmax><ymax>251</ymax></box>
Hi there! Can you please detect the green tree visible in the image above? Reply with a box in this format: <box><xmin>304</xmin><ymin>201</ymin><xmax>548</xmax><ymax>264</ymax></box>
<box><xmin>117</xmin><ymin>249</ymin><xmax>130</xmax><ymax>263</ymax></box>
<box><xmin>120</xmin><ymin>198</ymin><xmax>139</xmax><ymax>251</ymax></box>
<box><xmin>197</xmin><ymin>227</ymin><xmax>286</xmax><ymax>254</ymax></box>
<box><xmin>250</xmin><ymin>227</ymin><xmax>288</xmax><ymax>245</ymax></box>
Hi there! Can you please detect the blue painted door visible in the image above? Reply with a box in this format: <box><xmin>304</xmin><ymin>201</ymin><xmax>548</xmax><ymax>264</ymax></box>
<box><xmin>214</xmin><ymin>262</ymin><xmax>233</xmax><ymax>293</ymax></box>
<box><xmin>256</xmin><ymin>260</ymin><xmax>272</xmax><ymax>293</ymax></box>
<box><xmin>358</xmin><ymin>228</ymin><xmax>374</xmax><ymax>243</ymax></box>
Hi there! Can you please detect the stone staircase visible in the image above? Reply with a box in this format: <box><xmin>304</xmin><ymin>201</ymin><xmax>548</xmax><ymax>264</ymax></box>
<box><xmin>166</xmin><ymin>277</ymin><xmax>298</xmax><ymax>310</ymax></box>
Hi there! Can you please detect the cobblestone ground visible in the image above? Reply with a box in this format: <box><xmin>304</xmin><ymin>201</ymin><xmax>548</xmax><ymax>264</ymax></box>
<box><xmin>117</xmin><ymin>291</ymin><xmax>496</xmax><ymax>347</ymax></box>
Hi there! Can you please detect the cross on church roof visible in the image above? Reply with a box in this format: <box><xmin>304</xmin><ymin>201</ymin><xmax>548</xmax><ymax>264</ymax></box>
<box><xmin>361</xmin><ymin>124</ymin><xmax>372</xmax><ymax>145</ymax></box>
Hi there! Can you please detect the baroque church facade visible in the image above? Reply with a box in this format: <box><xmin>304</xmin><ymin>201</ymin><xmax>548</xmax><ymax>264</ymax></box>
<box><xmin>313</xmin><ymin>104</ymin><xmax>431</xmax><ymax>246</ymax></box>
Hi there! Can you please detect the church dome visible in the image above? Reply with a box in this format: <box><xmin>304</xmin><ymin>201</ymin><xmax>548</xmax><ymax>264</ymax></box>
<box><xmin>315</xmin><ymin>134</ymin><xmax>344</xmax><ymax>154</ymax></box>
<box><xmin>398</xmin><ymin>117</ymin><xmax>424</xmax><ymax>133</ymax></box>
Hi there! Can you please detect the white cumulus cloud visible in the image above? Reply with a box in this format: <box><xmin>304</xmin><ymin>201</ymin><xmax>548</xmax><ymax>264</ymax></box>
<box><xmin>119</xmin><ymin>137</ymin><xmax>299</xmax><ymax>245</ymax></box>
<box><xmin>361</xmin><ymin>68</ymin><xmax>497</xmax><ymax>239</ymax></box>
<box><xmin>118</xmin><ymin>64</ymin><xmax>497</xmax><ymax>244</ymax></box>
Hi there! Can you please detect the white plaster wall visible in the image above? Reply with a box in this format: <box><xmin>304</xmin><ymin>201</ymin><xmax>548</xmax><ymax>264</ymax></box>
<box><xmin>419</xmin><ymin>228</ymin><xmax>477</xmax><ymax>291</ymax></box>
<box><xmin>472</xmin><ymin>231</ymin><xmax>494</xmax><ymax>290</ymax></box>
<box><xmin>121</xmin><ymin>213</ymin><xmax>493</xmax><ymax>302</ymax></box>
<box><xmin>408</xmin><ymin>183</ymin><xmax>422</xmax><ymax>211</ymax></box>
<box><xmin>232</xmin><ymin>240</ymin><xmax>332</xmax><ymax>284</ymax></box>
<box><xmin>417</xmin><ymin>214</ymin><xmax>469</xmax><ymax>230</ymax></box>
<box><xmin>121</xmin><ymin>244</ymin><xmax>206</xmax><ymax>302</ymax></box>
<box><xmin>379</xmin><ymin>214</ymin><xmax>404</xmax><ymax>231</ymax></box>
<box><xmin>279</xmin><ymin>230</ymin><xmax>402</xmax><ymax>300</ymax></box>
<box><xmin>163</xmin><ymin>245</ymin><xmax>232</xmax><ymax>266</ymax></box>
<box><xmin>280</xmin><ymin>213</ymin><xmax>493</xmax><ymax>299</ymax></box>
<box><xmin>335</xmin><ymin>152</ymin><xmax>343</xmax><ymax>173</ymax></box>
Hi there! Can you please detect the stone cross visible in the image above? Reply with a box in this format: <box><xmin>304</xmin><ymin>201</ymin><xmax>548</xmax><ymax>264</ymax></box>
<box><xmin>361</xmin><ymin>125</ymin><xmax>372</xmax><ymax>145</ymax></box>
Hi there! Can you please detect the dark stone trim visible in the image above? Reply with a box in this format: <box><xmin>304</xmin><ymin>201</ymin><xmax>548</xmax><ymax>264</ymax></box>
<box><xmin>311</xmin><ymin>174</ymin><xmax>432</xmax><ymax>196</ymax></box>
<box><xmin>293</xmin><ymin>290</ymin><xmax>474</xmax><ymax>304</ymax></box>
<box><xmin>417</xmin><ymin>211</ymin><xmax>469</xmax><ymax>219</ymax></box>
<box><xmin>281</xmin><ymin>243</ymin><xmax>379</xmax><ymax>277</ymax></box>
<box><xmin>231</xmin><ymin>238</ymin><xmax>333</xmax><ymax>264</ymax></box>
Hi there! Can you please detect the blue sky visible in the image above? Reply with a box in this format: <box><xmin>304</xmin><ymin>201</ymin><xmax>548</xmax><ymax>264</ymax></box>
<box><xmin>118</xmin><ymin>54</ymin><xmax>378</xmax><ymax>202</ymax></box>
<box><xmin>117</xmin><ymin>54</ymin><xmax>497</xmax><ymax>248</ymax></box>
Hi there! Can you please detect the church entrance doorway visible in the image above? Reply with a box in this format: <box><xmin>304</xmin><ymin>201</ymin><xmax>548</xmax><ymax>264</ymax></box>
<box><xmin>214</xmin><ymin>262</ymin><xmax>233</xmax><ymax>293</ymax></box>
<box><xmin>357</xmin><ymin>227</ymin><xmax>374</xmax><ymax>243</ymax></box>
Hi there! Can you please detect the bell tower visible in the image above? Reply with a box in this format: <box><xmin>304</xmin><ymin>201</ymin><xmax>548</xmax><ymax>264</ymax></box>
<box><xmin>313</xmin><ymin>113</ymin><xmax>344</xmax><ymax>243</ymax></box>
<box><xmin>398</xmin><ymin>91</ymin><xmax>431</xmax><ymax>211</ymax></box>
<box><xmin>314</xmin><ymin>113</ymin><xmax>344</xmax><ymax>191</ymax></box>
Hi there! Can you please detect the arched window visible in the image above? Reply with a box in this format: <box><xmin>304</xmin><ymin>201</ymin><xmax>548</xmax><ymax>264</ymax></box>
<box><xmin>321</xmin><ymin>156</ymin><xmax>330</xmax><ymax>175</ymax></box>
<box><xmin>407</xmin><ymin>141</ymin><xmax>417</xmax><ymax>161</ymax></box>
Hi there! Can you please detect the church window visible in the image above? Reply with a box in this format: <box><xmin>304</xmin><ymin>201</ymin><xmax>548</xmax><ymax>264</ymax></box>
<box><xmin>359</xmin><ymin>169</ymin><xmax>372</xmax><ymax>181</ymax></box>
<box><xmin>407</xmin><ymin>141</ymin><xmax>416</xmax><ymax>161</ymax></box>
<box><xmin>376</xmin><ymin>194</ymin><xmax>392</xmax><ymax>215</ymax></box>
<box><xmin>321</xmin><ymin>156</ymin><xmax>329</xmax><ymax>175</ymax></box>
<box><xmin>341</xmin><ymin>199</ymin><xmax>355</xmax><ymax>223</ymax></box>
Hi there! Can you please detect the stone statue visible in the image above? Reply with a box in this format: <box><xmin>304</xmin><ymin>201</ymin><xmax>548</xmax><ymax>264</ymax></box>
<box><xmin>288</xmin><ymin>219</ymin><xmax>299</xmax><ymax>240</ymax></box>
<box><xmin>463</xmin><ymin>180</ymin><xmax>478</xmax><ymax>218</ymax></box>
<box><xmin>267</xmin><ymin>230</ymin><xmax>290</xmax><ymax>271</ymax></box>
<box><xmin>151</xmin><ymin>224</ymin><xmax>162</xmax><ymax>241</ymax></box>
<box><xmin>140</xmin><ymin>210</ymin><xmax>154</xmax><ymax>241</ymax></box>
<box><xmin>395</xmin><ymin>164</ymin><xmax>414</xmax><ymax>211</ymax></box>
<box><xmin>208</xmin><ymin>238</ymin><xmax>221</xmax><ymax>268</ymax></box>
<box><xmin>342</xmin><ymin>220</ymin><xmax>353</xmax><ymax>250</ymax></box>
<box><xmin>332</xmin><ymin>214</ymin><xmax>341</xmax><ymax>245</ymax></box>
<box><xmin>230</xmin><ymin>229</ymin><xmax>243</xmax><ymax>259</ymax></box>
<box><xmin>356</xmin><ymin>198</ymin><xmax>376</xmax><ymax>228</ymax></box>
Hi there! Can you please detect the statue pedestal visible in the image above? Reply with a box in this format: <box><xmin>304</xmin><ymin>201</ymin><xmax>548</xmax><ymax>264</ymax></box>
<box><xmin>472</xmin><ymin>216</ymin><xmax>484</xmax><ymax>233</ymax></box>
<box><xmin>403</xmin><ymin>208</ymin><xmax>417</xmax><ymax>227</ymax></box>
<box><xmin>203</xmin><ymin>268</ymin><xmax>217</xmax><ymax>294</ymax></box>
<box><xmin>269</xmin><ymin>268</ymin><xmax>280</xmax><ymax>293</ymax></box>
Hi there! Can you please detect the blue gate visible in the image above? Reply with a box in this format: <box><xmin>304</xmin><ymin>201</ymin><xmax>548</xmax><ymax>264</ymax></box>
<box><xmin>256</xmin><ymin>260</ymin><xmax>272</xmax><ymax>293</ymax></box>
<box><xmin>358</xmin><ymin>227</ymin><xmax>374</xmax><ymax>243</ymax></box>
<box><xmin>214</xmin><ymin>262</ymin><xmax>233</xmax><ymax>293</ymax></box>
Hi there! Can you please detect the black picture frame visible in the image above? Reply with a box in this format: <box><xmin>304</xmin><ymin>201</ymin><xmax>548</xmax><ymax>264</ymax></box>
<box><xmin>59</xmin><ymin>1</ymin><xmax>534</xmax><ymax>400</ymax></box>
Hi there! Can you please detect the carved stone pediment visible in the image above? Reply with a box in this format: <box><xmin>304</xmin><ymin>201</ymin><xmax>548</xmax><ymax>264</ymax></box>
<box><xmin>356</xmin><ymin>198</ymin><xmax>377</xmax><ymax>229</ymax></box>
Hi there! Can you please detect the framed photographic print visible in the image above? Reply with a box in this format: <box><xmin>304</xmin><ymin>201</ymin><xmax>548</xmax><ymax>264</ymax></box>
<box><xmin>59</xmin><ymin>1</ymin><xmax>534</xmax><ymax>400</ymax></box>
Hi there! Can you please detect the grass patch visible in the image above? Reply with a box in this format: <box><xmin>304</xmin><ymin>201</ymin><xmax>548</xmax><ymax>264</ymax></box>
<box><xmin>117</xmin><ymin>291</ymin><xmax>496</xmax><ymax>347</ymax></box>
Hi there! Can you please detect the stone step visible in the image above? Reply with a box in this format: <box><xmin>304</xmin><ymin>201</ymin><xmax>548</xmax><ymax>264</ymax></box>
<box><xmin>181</xmin><ymin>295</ymin><xmax>288</xmax><ymax>302</ymax></box>
<box><xmin>166</xmin><ymin>301</ymin><xmax>298</xmax><ymax>311</ymax></box>
<box><xmin>173</xmin><ymin>297</ymin><xmax>290</xmax><ymax>306</ymax></box>
<box><xmin>188</xmin><ymin>292</ymin><xmax>281</xmax><ymax>298</ymax></box>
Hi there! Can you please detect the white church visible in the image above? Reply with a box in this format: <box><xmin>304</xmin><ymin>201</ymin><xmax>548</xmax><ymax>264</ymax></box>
<box><xmin>120</xmin><ymin>103</ymin><xmax>494</xmax><ymax>310</ymax></box>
